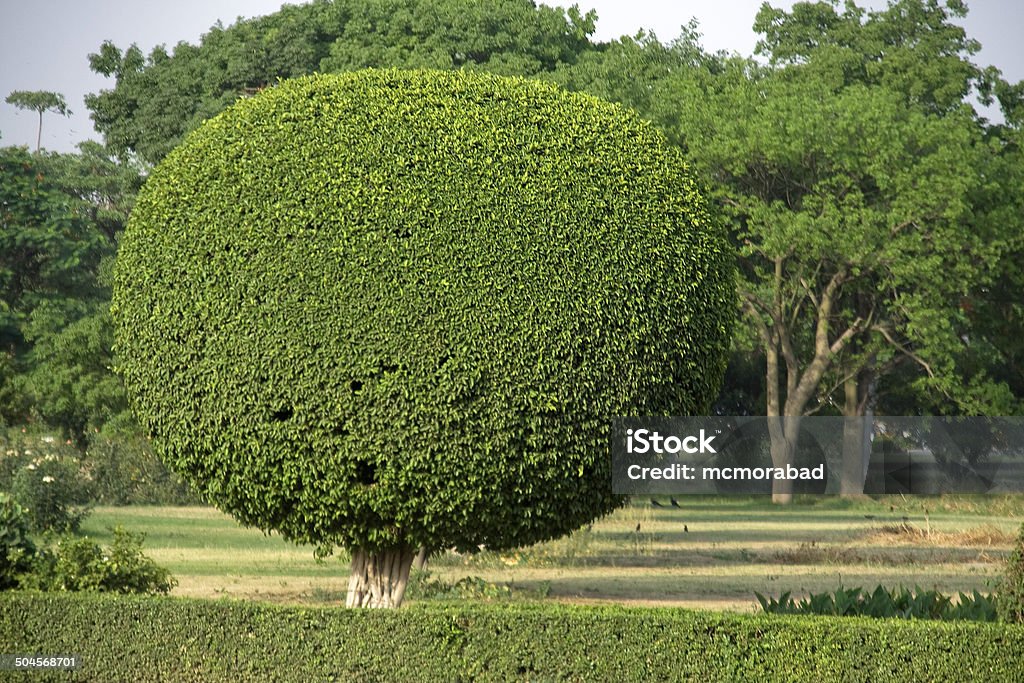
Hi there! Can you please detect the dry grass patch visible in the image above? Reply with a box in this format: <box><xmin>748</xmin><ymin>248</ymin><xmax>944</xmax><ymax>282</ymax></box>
<box><xmin>770</xmin><ymin>541</ymin><xmax>862</xmax><ymax>565</ymax></box>
<box><xmin>864</xmin><ymin>522</ymin><xmax>1014</xmax><ymax>547</ymax></box>
<box><xmin>172</xmin><ymin>574</ymin><xmax>351</xmax><ymax>606</ymax></box>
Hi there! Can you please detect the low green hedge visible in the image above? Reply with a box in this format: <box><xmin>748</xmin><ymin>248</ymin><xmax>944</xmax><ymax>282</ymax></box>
<box><xmin>1</xmin><ymin>593</ymin><xmax>1022</xmax><ymax>681</ymax></box>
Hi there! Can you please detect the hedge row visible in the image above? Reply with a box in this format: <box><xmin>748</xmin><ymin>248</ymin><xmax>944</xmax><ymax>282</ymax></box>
<box><xmin>2</xmin><ymin>594</ymin><xmax>1023</xmax><ymax>681</ymax></box>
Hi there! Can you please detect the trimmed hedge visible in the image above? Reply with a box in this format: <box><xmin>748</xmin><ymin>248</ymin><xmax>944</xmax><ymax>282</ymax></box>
<box><xmin>112</xmin><ymin>69</ymin><xmax>735</xmax><ymax>554</ymax></box>
<box><xmin>1000</xmin><ymin>523</ymin><xmax>1024</xmax><ymax>624</ymax></box>
<box><xmin>3</xmin><ymin>594</ymin><xmax>1022</xmax><ymax>681</ymax></box>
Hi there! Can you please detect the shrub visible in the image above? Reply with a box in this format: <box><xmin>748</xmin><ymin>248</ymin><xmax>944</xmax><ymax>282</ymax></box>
<box><xmin>21</xmin><ymin>525</ymin><xmax>175</xmax><ymax>595</ymax></box>
<box><xmin>112</xmin><ymin>69</ymin><xmax>735</xmax><ymax>606</ymax></box>
<box><xmin>0</xmin><ymin>430</ymin><xmax>78</xmax><ymax>490</ymax></box>
<box><xmin>9</xmin><ymin>445</ymin><xmax>91</xmax><ymax>533</ymax></box>
<box><xmin>1000</xmin><ymin>522</ymin><xmax>1024</xmax><ymax>624</ymax></box>
<box><xmin>0</xmin><ymin>493</ymin><xmax>35</xmax><ymax>589</ymax></box>
<box><xmin>755</xmin><ymin>585</ymin><xmax>999</xmax><ymax>622</ymax></box>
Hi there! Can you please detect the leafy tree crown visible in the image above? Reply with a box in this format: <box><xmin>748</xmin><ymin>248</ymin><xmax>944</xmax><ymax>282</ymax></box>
<box><xmin>5</xmin><ymin>90</ymin><xmax>70</xmax><ymax>116</ymax></box>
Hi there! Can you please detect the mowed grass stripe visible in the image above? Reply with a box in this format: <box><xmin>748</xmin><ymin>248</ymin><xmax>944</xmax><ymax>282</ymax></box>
<box><xmin>76</xmin><ymin>501</ymin><xmax>1019</xmax><ymax>608</ymax></box>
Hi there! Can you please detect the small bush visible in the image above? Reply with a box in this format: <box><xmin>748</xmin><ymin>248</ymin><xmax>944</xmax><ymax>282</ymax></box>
<box><xmin>21</xmin><ymin>526</ymin><xmax>175</xmax><ymax>595</ymax></box>
<box><xmin>0</xmin><ymin>493</ymin><xmax>35</xmax><ymax>589</ymax></box>
<box><xmin>9</xmin><ymin>448</ymin><xmax>91</xmax><ymax>533</ymax></box>
<box><xmin>0</xmin><ymin>430</ymin><xmax>77</xmax><ymax>490</ymax></box>
<box><xmin>755</xmin><ymin>585</ymin><xmax>999</xmax><ymax>622</ymax></box>
<box><xmin>1000</xmin><ymin>523</ymin><xmax>1024</xmax><ymax>624</ymax></box>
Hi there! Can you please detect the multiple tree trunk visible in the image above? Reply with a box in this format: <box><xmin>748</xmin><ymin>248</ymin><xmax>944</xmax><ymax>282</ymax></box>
<box><xmin>745</xmin><ymin>260</ymin><xmax>865</xmax><ymax>503</ymax></box>
<box><xmin>346</xmin><ymin>545</ymin><xmax>417</xmax><ymax>608</ymax></box>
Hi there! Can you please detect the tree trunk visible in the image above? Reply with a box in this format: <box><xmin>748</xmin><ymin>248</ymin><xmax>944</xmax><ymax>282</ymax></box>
<box><xmin>840</xmin><ymin>370</ymin><xmax>875</xmax><ymax>497</ymax></box>
<box><xmin>413</xmin><ymin>546</ymin><xmax>429</xmax><ymax>571</ymax></box>
<box><xmin>768</xmin><ymin>415</ymin><xmax>801</xmax><ymax>504</ymax></box>
<box><xmin>840</xmin><ymin>379</ymin><xmax>865</xmax><ymax>497</ymax></box>
<box><xmin>346</xmin><ymin>545</ymin><xmax>416</xmax><ymax>608</ymax></box>
<box><xmin>743</xmin><ymin>262</ymin><xmax>861</xmax><ymax>505</ymax></box>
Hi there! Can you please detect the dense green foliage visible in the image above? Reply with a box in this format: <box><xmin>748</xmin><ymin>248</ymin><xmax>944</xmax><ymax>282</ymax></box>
<box><xmin>18</xmin><ymin>526</ymin><xmax>175</xmax><ymax>595</ymax></box>
<box><xmin>1000</xmin><ymin>523</ymin><xmax>1024</xmax><ymax>624</ymax></box>
<box><xmin>1</xmin><ymin>430</ymin><xmax>196</xmax><ymax>508</ymax></box>
<box><xmin>112</xmin><ymin>68</ymin><xmax>734</xmax><ymax>554</ymax></box>
<box><xmin>86</xmin><ymin>0</ymin><xmax>598</xmax><ymax>165</ymax></box>
<box><xmin>549</xmin><ymin>0</ymin><xmax>1024</xmax><ymax>502</ymax></box>
<box><xmin>1</xmin><ymin>147</ymin><xmax>97</xmax><ymax>400</ymax></box>
<box><xmin>756</xmin><ymin>585</ymin><xmax>999</xmax><ymax>622</ymax></box>
<box><xmin>2</xmin><ymin>594</ymin><xmax>1022</xmax><ymax>681</ymax></box>
<box><xmin>0</xmin><ymin>145</ymin><xmax>132</xmax><ymax>441</ymax></box>
<box><xmin>0</xmin><ymin>492</ymin><xmax>35</xmax><ymax>589</ymax></box>
<box><xmin>9</xmin><ymin>449</ymin><xmax>91</xmax><ymax>533</ymax></box>
<box><xmin>551</xmin><ymin>1</ymin><xmax>1024</xmax><ymax>422</ymax></box>
<box><xmin>1</xmin><ymin>0</ymin><xmax>1020</xmax><ymax>458</ymax></box>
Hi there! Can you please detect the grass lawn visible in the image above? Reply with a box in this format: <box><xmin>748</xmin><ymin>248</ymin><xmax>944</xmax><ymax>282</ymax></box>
<box><xmin>79</xmin><ymin>495</ymin><xmax>1022</xmax><ymax>611</ymax></box>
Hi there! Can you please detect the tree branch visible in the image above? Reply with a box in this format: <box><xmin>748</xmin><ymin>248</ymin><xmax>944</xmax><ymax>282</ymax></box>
<box><xmin>872</xmin><ymin>324</ymin><xmax>934</xmax><ymax>377</ymax></box>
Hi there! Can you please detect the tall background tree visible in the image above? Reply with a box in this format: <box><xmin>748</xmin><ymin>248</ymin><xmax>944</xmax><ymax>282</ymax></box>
<box><xmin>4</xmin><ymin>91</ymin><xmax>70</xmax><ymax>153</ymax></box>
<box><xmin>552</xmin><ymin>0</ymin><xmax>1022</xmax><ymax>501</ymax></box>
<box><xmin>0</xmin><ymin>143</ymin><xmax>136</xmax><ymax>442</ymax></box>
<box><xmin>85</xmin><ymin>0</ymin><xmax>598</xmax><ymax>166</ymax></box>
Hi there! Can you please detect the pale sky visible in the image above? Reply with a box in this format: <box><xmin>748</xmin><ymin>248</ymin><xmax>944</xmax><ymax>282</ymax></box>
<box><xmin>1</xmin><ymin>0</ymin><xmax>1021</xmax><ymax>153</ymax></box>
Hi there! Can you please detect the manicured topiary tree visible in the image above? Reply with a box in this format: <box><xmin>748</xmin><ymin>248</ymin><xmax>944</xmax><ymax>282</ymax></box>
<box><xmin>112</xmin><ymin>69</ymin><xmax>734</xmax><ymax>607</ymax></box>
